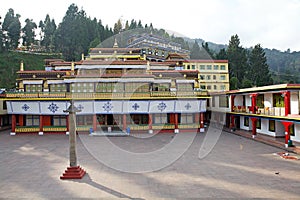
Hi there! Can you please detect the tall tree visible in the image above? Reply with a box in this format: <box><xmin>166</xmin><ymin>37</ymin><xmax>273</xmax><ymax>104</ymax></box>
<box><xmin>216</xmin><ymin>48</ymin><xmax>227</xmax><ymax>60</ymax></box>
<box><xmin>113</xmin><ymin>19</ymin><xmax>122</xmax><ymax>34</ymax></box>
<box><xmin>0</xmin><ymin>16</ymin><xmax>3</xmax><ymax>52</ymax></box>
<box><xmin>22</xmin><ymin>18</ymin><xmax>37</xmax><ymax>46</ymax></box>
<box><xmin>2</xmin><ymin>8</ymin><xmax>21</xmax><ymax>49</ymax></box>
<box><xmin>227</xmin><ymin>34</ymin><xmax>247</xmax><ymax>89</ymax></box>
<box><xmin>247</xmin><ymin>44</ymin><xmax>273</xmax><ymax>86</ymax></box>
<box><xmin>202</xmin><ymin>42</ymin><xmax>214</xmax><ymax>58</ymax></box>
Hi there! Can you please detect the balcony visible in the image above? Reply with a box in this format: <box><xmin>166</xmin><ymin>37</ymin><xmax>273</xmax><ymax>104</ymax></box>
<box><xmin>232</xmin><ymin>106</ymin><xmax>286</xmax><ymax>117</ymax></box>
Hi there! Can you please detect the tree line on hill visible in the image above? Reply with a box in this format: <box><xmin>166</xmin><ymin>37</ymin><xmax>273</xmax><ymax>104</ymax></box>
<box><xmin>0</xmin><ymin>3</ymin><xmax>298</xmax><ymax>90</ymax></box>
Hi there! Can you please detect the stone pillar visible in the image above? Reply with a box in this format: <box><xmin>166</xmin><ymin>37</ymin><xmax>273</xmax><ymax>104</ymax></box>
<box><xmin>200</xmin><ymin>112</ymin><xmax>204</xmax><ymax>132</ymax></box>
<box><xmin>10</xmin><ymin>114</ymin><xmax>16</xmax><ymax>135</ymax></box>
<box><xmin>174</xmin><ymin>113</ymin><xmax>179</xmax><ymax>134</ymax></box>
<box><xmin>66</xmin><ymin>115</ymin><xmax>69</xmax><ymax>135</ymax></box>
<box><xmin>231</xmin><ymin>95</ymin><xmax>236</xmax><ymax>112</ymax></box>
<box><xmin>93</xmin><ymin>114</ymin><xmax>97</xmax><ymax>132</ymax></box>
<box><xmin>148</xmin><ymin>114</ymin><xmax>153</xmax><ymax>134</ymax></box>
<box><xmin>250</xmin><ymin>118</ymin><xmax>258</xmax><ymax>138</ymax></box>
<box><xmin>123</xmin><ymin>114</ymin><xmax>127</xmax><ymax>133</ymax></box>
<box><xmin>39</xmin><ymin>115</ymin><xmax>43</xmax><ymax>135</ymax></box>
<box><xmin>251</xmin><ymin>93</ymin><xmax>258</xmax><ymax>114</ymax></box>
<box><xmin>281</xmin><ymin>121</ymin><xmax>293</xmax><ymax>148</ymax></box>
<box><xmin>282</xmin><ymin>91</ymin><xmax>291</xmax><ymax>116</ymax></box>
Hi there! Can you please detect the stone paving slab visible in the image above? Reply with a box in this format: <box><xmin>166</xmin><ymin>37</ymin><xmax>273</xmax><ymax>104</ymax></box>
<box><xmin>0</xmin><ymin>129</ymin><xmax>300</xmax><ymax>199</ymax></box>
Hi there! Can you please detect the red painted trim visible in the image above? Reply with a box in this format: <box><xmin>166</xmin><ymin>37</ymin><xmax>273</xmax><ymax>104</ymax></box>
<box><xmin>175</xmin><ymin>113</ymin><xmax>179</xmax><ymax>129</ymax></box>
<box><xmin>123</xmin><ymin>114</ymin><xmax>127</xmax><ymax>132</ymax></box>
<box><xmin>93</xmin><ymin>114</ymin><xmax>97</xmax><ymax>131</ymax></box>
<box><xmin>148</xmin><ymin>114</ymin><xmax>153</xmax><ymax>130</ymax></box>
<box><xmin>11</xmin><ymin>115</ymin><xmax>16</xmax><ymax>132</ymax></box>
<box><xmin>250</xmin><ymin>118</ymin><xmax>258</xmax><ymax>136</ymax></box>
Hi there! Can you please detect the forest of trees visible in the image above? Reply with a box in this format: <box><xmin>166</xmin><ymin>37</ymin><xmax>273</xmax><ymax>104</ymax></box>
<box><xmin>0</xmin><ymin>3</ymin><xmax>299</xmax><ymax>89</ymax></box>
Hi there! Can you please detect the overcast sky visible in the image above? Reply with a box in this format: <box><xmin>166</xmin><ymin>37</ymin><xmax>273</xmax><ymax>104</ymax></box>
<box><xmin>1</xmin><ymin>0</ymin><xmax>300</xmax><ymax>51</ymax></box>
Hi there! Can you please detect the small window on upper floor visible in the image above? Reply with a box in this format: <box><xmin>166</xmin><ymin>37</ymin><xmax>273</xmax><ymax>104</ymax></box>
<box><xmin>207</xmin><ymin>85</ymin><xmax>211</xmax><ymax>90</ymax></box>
<box><xmin>200</xmin><ymin>75</ymin><xmax>205</xmax><ymax>80</ymax></box>
<box><xmin>191</xmin><ymin>65</ymin><xmax>195</xmax><ymax>69</ymax></box>
<box><xmin>220</xmin><ymin>65</ymin><xmax>226</xmax><ymax>70</ymax></box>
<box><xmin>187</xmin><ymin>65</ymin><xmax>190</xmax><ymax>70</ymax></box>
<box><xmin>213</xmin><ymin>85</ymin><xmax>217</xmax><ymax>90</ymax></box>
<box><xmin>206</xmin><ymin>75</ymin><xmax>211</xmax><ymax>80</ymax></box>
<box><xmin>200</xmin><ymin>65</ymin><xmax>205</xmax><ymax>70</ymax></box>
<box><xmin>220</xmin><ymin>75</ymin><xmax>226</xmax><ymax>80</ymax></box>
<box><xmin>200</xmin><ymin>85</ymin><xmax>206</xmax><ymax>90</ymax></box>
<box><xmin>3</xmin><ymin>101</ymin><xmax>7</xmax><ymax>110</ymax></box>
<box><xmin>214</xmin><ymin>65</ymin><xmax>219</xmax><ymax>70</ymax></box>
<box><xmin>206</xmin><ymin>65</ymin><xmax>212</xmax><ymax>70</ymax></box>
<box><xmin>213</xmin><ymin>75</ymin><xmax>216</xmax><ymax>80</ymax></box>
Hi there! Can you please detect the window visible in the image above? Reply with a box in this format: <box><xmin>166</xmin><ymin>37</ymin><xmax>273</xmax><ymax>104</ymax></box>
<box><xmin>256</xmin><ymin>119</ymin><xmax>261</xmax><ymax>129</ymax></box>
<box><xmin>213</xmin><ymin>75</ymin><xmax>216</xmax><ymax>80</ymax></box>
<box><xmin>256</xmin><ymin>94</ymin><xmax>264</xmax><ymax>108</ymax></box>
<box><xmin>3</xmin><ymin>101</ymin><xmax>7</xmax><ymax>110</ymax></box>
<box><xmin>154</xmin><ymin>113</ymin><xmax>168</xmax><ymax>124</ymax></box>
<box><xmin>220</xmin><ymin>65</ymin><xmax>226</xmax><ymax>70</ymax></box>
<box><xmin>244</xmin><ymin>117</ymin><xmax>249</xmax><ymax>127</ymax></box>
<box><xmin>191</xmin><ymin>65</ymin><xmax>196</xmax><ymax>69</ymax></box>
<box><xmin>290</xmin><ymin>124</ymin><xmax>295</xmax><ymax>136</ymax></box>
<box><xmin>200</xmin><ymin>75</ymin><xmax>205</xmax><ymax>80</ymax></box>
<box><xmin>25</xmin><ymin>84</ymin><xmax>42</xmax><ymax>92</ymax></box>
<box><xmin>207</xmin><ymin>85</ymin><xmax>211</xmax><ymax>90</ymax></box>
<box><xmin>212</xmin><ymin>96</ymin><xmax>215</xmax><ymax>107</ymax></box>
<box><xmin>219</xmin><ymin>95</ymin><xmax>229</xmax><ymax>107</ymax></box>
<box><xmin>53</xmin><ymin>115</ymin><xmax>66</xmax><ymax>126</ymax></box>
<box><xmin>200</xmin><ymin>85</ymin><xmax>206</xmax><ymax>90</ymax></box>
<box><xmin>220</xmin><ymin>75</ymin><xmax>226</xmax><ymax>80</ymax></box>
<box><xmin>200</xmin><ymin>65</ymin><xmax>205</xmax><ymax>70</ymax></box>
<box><xmin>206</xmin><ymin>65</ymin><xmax>212</xmax><ymax>70</ymax></box>
<box><xmin>206</xmin><ymin>75</ymin><xmax>211</xmax><ymax>80</ymax></box>
<box><xmin>213</xmin><ymin>85</ymin><xmax>217</xmax><ymax>90</ymax></box>
<box><xmin>187</xmin><ymin>65</ymin><xmax>190</xmax><ymax>70</ymax></box>
<box><xmin>180</xmin><ymin>114</ymin><xmax>194</xmax><ymax>124</ymax></box>
<box><xmin>207</xmin><ymin>99</ymin><xmax>210</xmax><ymax>107</ymax></box>
<box><xmin>273</xmin><ymin>93</ymin><xmax>284</xmax><ymax>107</ymax></box>
<box><xmin>269</xmin><ymin>120</ymin><xmax>275</xmax><ymax>132</ymax></box>
<box><xmin>50</xmin><ymin>84</ymin><xmax>67</xmax><ymax>92</ymax></box>
<box><xmin>214</xmin><ymin>65</ymin><xmax>219</xmax><ymax>70</ymax></box>
<box><xmin>220</xmin><ymin>85</ymin><xmax>226</xmax><ymax>90</ymax></box>
<box><xmin>26</xmin><ymin>115</ymin><xmax>39</xmax><ymax>126</ymax></box>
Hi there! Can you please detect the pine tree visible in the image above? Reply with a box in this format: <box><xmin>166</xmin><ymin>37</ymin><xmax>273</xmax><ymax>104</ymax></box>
<box><xmin>22</xmin><ymin>18</ymin><xmax>37</xmax><ymax>47</ymax></box>
<box><xmin>227</xmin><ymin>34</ymin><xmax>248</xmax><ymax>89</ymax></box>
<box><xmin>248</xmin><ymin>44</ymin><xmax>273</xmax><ymax>86</ymax></box>
<box><xmin>2</xmin><ymin>8</ymin><xmax>21</xmax><ymax>50</ymax></box>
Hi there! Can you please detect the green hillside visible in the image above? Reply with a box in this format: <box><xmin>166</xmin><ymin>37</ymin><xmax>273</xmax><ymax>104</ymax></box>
<box><xmin>0</xmin><ymin>51</ymin><xmax>61</xmax><ymax>89</ymax></box>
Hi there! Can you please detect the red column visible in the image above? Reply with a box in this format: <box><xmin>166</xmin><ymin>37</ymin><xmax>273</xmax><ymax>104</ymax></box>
<box><xmin>281</xmin><ymin>121</ymin><xmax>293</xmax><ymax>148</ymax></box>
<box><xmin>231</xmin><ymin>95</ymin><xmax>236</xmax><ymax>112</ymax></box>
<box><xmin>282</xmin><ymin>91</ymin><xmax>291</xmax><ymax>116</ymax></box>
<box><xmin>66</xmin><ymin>115</ymin><xmax>69</xmax><ymax>135</ymax></box>
<box><xmin>250</xmin><ymin>118</ymin><xmax>257</xmax><ymax>138</ymax></box>
<box><xmin>251</xmin><ymin>93</ymin><xmax>258</xmax><ymax>114</ymax></box>
<box><xmin>200</xmin><ymin>112</ymin><xmax>204</xmax><ymax>132</ymax></box>
<box><xmin>39</xmin><ymin>115</ymin><xmax>43</xmax><ymax>135</ymax></box>
<box><xmin>174</xmin><ymin>113</ymin><xmax>179</xmax><ymax>133</ymax></box>
<box><xmin>148</xmin><ymin>114</ymin><xmax>153</xmax><ymax>134</ymax></box>
<box><xmin>230</xmin><ymin>115</ymin><xmax>235</xmax><ymax>129</ymax></box>
<box><xmin>19</xmin><ymin>115</ymin><xmax>24</xmax><ymax>126</ymax></box>
<box><xmin>93</xmin><ymin>114</ymin><xmax>97</xmax><ymax>132</ymax></box>
<box><xmin>123</xmin><ymin>114</ymin><xmax>127</xmax><ymax>133</ymax></box>
<box><xmin>11</xmin><ymin>114</ymin><xmax>16</xmax><ymax>135</ymax></box>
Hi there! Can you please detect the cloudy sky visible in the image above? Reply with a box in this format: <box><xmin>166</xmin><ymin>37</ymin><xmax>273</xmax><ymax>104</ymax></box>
<box><xmin>1</xmin><ymin>0</ymin><xmax>300</xmax><ymax>51</ymax></box>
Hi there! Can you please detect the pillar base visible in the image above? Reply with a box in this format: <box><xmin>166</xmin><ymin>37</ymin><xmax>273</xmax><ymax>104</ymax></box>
<box><xmin>38</xmin><ymin>131</ymin><xmax>43</xmax><ymax>136</ymax></box>
<box><xmin>285</xmin><ymin>144</ymin><xmax>288</xmax><ymax>148</ymax></box>
<box><xmin>252</xmin><ymin>135</ymin><xmax>256</xmax><ymax>139</ymax></box>
<box><xmin>200</xmin><ymin>128</ymin><xmax>205</xmax><ymax>133</ymax></box>
<box><xmin>60</xmin><ymin>166</ymin><xmax>86</xmax><ymax>180</ymax></box>
<box><xmin>148</xmin><ymin>129</ymin><xmax>153</xmax><ymax>134</ymax></box>
<box><xmin>10</xmin><ymin>132</ymin><xmax>16</xmax><ymax>136</ymax></box>
<box><xmin>66</xmin><ymin>132</ymin><xmax>69</xmax><ymax>135</ymax></box>
<box><xmin>174</xmin><ymin>129</ymin><xmax>179</xmax><ymax>134</ymax></box>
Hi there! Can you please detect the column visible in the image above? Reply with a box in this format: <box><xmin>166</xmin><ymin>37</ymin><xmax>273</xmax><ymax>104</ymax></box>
<box><xmin>283</xmin><ymin>91</ymin><xmax>291</xmax><ymax>116</ymax></box>
<box><xmin>231</xmin><ymin>95</ymin><xmax>236</xmax><ymax>112</ymax></box>
<box><xmin>251</xmin><ymin>93</ymin><xmax>258</xmax><ymax>114</ymax></box>
<box><xmin>10</xmin><ymin>114</ymin><xmax>16</xmax><ymax>135</ymax></box>
<box><xmin>230</xmin><ymin>115</ymin><xmax>235</xmax><ymax>129</ymax></box>
<box><xmin>281</xmin><ymin>121</ymin><xmax>293</xmax><ymax>148</ymax></box>
<box><xmin>66</xmin><ymin>115</ymin><xmax>69</xmax><ymax>135</ymax></box>
<box><xmin>39</xmin><ymin>115</ymin><xmax>43</xmax><ymax>135</ymax></box>
<box><xmin>19</xmin><ymin>115</ymin><xmax>24</xmax><ymax>126</ymax></box>
<box><xmin>148</xmin><ymin>114</ymin><xmax>153</xmax><ymax>134</ymax></box>
<box><xmin>250</xmin><ymin>118</ymin><xmax>257</xmax><ymax>138</ymax></box>
<box><xmin>93</xmin><ymin>114</ymin><xmax>97</xmax><ymax>132</ymax></box>
<box><xmin>123</xmin><ymin>114</ymin><xmax>127</xmax><ymax>133</ymax></box>
<box><xmin>200</xmin><ymin>112</ymin><xmax>204</xmax><ymax>132</ymax></box>
<box><xmin>174</xmin><ymin>113</ymin><xmax>179</xmax><ymax>133</ymax></box>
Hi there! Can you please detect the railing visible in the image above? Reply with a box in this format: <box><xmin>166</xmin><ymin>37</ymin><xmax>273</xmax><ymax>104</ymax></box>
<box><xmin>43</xmin><ymin>126</ymin><xmax>67</xmax><ymax>132</ymax></box>
<box><xmin>16</xmin><ymin>126</ymin><xmax>39</xmax><ymax>133</ymax></box>
<box><xmin>178</xmin><ymin>124</ymin><xmax>200</xmax><ymax>129</ymax></box>
<box><xmin>232</xmin><ymin>106</ymin><xmax>285</xmax><ymax>117</ymax></box>
<box><xmin>4</xmin><ymin>90</ymin><xmax>207</xmax><ymax>99</ymax></box>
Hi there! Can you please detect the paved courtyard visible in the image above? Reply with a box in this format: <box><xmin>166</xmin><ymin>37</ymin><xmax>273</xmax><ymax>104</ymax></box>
<box><xmin>0</xmin><ymin>128</ymin><xmax>300</xmax><ymax>199</ymax></box>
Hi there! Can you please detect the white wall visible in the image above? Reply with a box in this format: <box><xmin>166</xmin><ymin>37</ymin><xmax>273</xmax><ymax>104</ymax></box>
<box><xmin>275</xmin><ymin>121</ymin><xmax>285</xmax><ymax>137</ymax></box>
<box><xmin>245</xmin><ymin>96</ymin><xmax>251</xmax><ymax>107</ymax></box>
<box><xmin>257</xmin><ymin>119</ymin><xmax>276</xmax><ymax>137</ymax></box>
<box><xmin>291</xmin><ymin>123</ymin><xmax>300</xmax><ymax>142</ymax></box>
<box><xmin>291</xmin><ymin>92</ymin><xmax>299</xmax><ymax>115</ymax></box>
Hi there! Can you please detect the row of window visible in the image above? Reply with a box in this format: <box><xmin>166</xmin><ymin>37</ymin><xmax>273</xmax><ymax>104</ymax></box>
<box><xmin>200</xmin><ymin>74</ymin><xmax>227</xmax><ymax>81</ymax></box>
<box><xmin>200</xmin><ymin>85</ymin><xmax>227</xmax><ymax>91</ymax></box>
<box><xmin>185</xmin><ymin>64</ymin><xmax>227</xmax><ymax>71</ymax></box>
